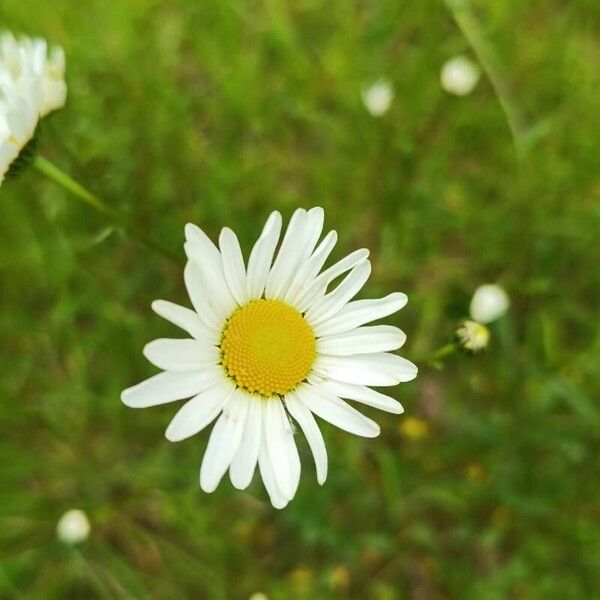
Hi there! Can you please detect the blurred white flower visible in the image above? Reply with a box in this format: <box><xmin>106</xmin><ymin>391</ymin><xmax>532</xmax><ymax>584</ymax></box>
<box><xmin>470</xmin><ymin>284</ymin><xmax>510</xmax><ymax>324</ymax></box>
<box><xmin>123</xmin><ymin>208</ymin><xmax>416</xmax><ymax>509</ymax></box>
<box><xmin>361</xmin><ymin>79</ymin><xmax>394</xmax><ymax>117</ymax></box>
<box><xmin>440</xmin><ymin>55</ymin><xmax>480</xmax><ymax>96</ymax></box>
<box><xmin>56</xmin><ymin>509</ymin><xmax>90</xmax><ymax>544</ymax></box>
<box><xmin>456</xmin><ymin>319</ymin><xmax>490</xmax><ymax>352</ymax></box>
<box><xmin>249</xmin><ymin>594</ymin><xmax>269</xmax><ymax>600</ymax></box>
<box><xmin>0</xmin><ymin>32</ymin><xmax>67</xmax><ymax>184</ymax></box>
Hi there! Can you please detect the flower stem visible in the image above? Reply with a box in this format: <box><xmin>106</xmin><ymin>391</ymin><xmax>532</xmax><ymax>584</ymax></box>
<box><xmin>415</xmin><ymin>341</ymin><xmax>459</xmax><ymax>368</ymax></box>
<box><xmin>33</xmin><ymin>155</ymin><xmax>180</xmax><ymax>264</ymax></box>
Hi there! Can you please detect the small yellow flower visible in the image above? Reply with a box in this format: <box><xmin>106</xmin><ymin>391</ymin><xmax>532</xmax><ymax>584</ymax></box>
<box><xmin>465</xmin><ymin>462</ymin><xmax>486</xmax><ymax>483</ymax></box>
<box><xmin>399</xmin><ymin>416</ymin><xmax>429</xmax><ymax>440</ymax></box>
<box><xmin>329</xmin><ymin>565</ymin><xmax>351</xmax><ymax>590</ymax></box>
<box><xmin>289</xmin><ymin>566</ymin><xmax>313</xmax><ymax>590</ymax></box>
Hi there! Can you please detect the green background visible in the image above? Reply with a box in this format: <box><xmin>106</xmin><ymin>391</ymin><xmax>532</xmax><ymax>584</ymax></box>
<box><xmin>1</xmin><ymin>0</ymin><xmax>598</xmax><ymax>598</ymax></box>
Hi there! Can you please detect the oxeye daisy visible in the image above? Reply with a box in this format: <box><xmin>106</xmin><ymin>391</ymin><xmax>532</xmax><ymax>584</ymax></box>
<box><xmin>0</xmin><ymin>32</ymin><xmax>66</xmax><ymax>184</ymax></box>
<box><xmin>122</xmin><ymin>208</ymin><xmax>417</xmax><ymax>508</ymax></box>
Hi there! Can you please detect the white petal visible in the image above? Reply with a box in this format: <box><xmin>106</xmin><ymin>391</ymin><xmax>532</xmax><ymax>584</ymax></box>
<box><xmin>151</xmin><ymin>300</ymin><xmax>215</xmax><ymax>342</ymax></box>
<box><xmin>263</xmin><ymin>399</ymin><xmax>294</xmax><ymax>499</ymax></box>
<box><xmin>285</xmin><ymin>420</ymin><xmax>301</xmax><ymax>499</ymax></box>
<box><xmin>299</xmin><ymin>207</ymin><xmax>325</xmax><ymax>262</ymax></box>
<box><xmin>165</xmin><ymin>380</ymin><xmax>233</xmax><ymax>441</ymax></box>
<box><xmin>314</xmin><ymin>353</ymin><xmax>418</xmax><ymax>386</ymax></box>
<box><xmin>317</xmin><ymin>325</ymin><xmax>406</xmax><ymax>356</ymax></box>
<box><xmin>246</xmin><ymin>211</ymin><xmax>282</xmax><ymax>299</ymax></box>
<box><xmin>199</xmin><ymin>391</ymin><xmax>250</xmax><ymax>493</ymax></box>
<box><xmin>143</xmin><ymin>339</ymin><xmax>219</xmax><ymax>371</ymax></box>
<box><xmin>185</xmin><ymin>242</ymin><xmax>237</xmax><ymax>320</ymax></box>
<box><xmin>305</xmin><ymin>261</ymin><xmax>371</xmax><ymax>325</ymax></box>
<box><xmin>285</xmin><ymin>392</ymin><xmax>328</xmax><ymax>484</ymax></box>
<box><xmin>313</xmin><ymin>292</ymin><xmax>407</xmax><ymax>337</ymax></box>
<box><xmin>121</xmin><ymin>369</ymin><xmax>222</xmax><ymax>408</ymax></box>
<box><xmin>294</xmin><ymin>248</ymin><xmax>370</xmax><ymax>313</ymax></box>
<box><xmin>308</xmin><ymin>376</ymin><xmax>403</xmax><ymax>414</ymax></box>
<box><xmin>297</xmin><ymin>383</ymin><xmax>380</xmax><ymax>438</ymax></box>
<box><xmin>183</xmin><ymin>262</ymin><xmax>222</xmax><ymax>329</ymax></box>
<box><xmin>264</xmin><ymin>209</ymin><xmax>307</xmax><ymax>299</ymax></box>
<box><xmin>258</xmin><ymin>437</ymin><xmax>288</xmax><ymax>509</ymax></box>
<box><xmin>219</xmin><ymin>227</ymin><xmax>248</xmax><ymax>306</ymax></box>
<box><xmin>184</xmin><ymin>223</ymin><xmax>220</xmax><ymax>254</ymax></box>
<box><xmin>282</xmin><ymin>230</ymin><xmax>337</xmax><ymax>306</ymax></box>
<box><xmin>229</xmin><ymin>397</ymin><xmax>263</xmax><ymax>490</ymax></box>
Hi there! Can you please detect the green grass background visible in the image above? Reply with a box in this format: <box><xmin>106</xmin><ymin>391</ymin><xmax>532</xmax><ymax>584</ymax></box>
<box><xmin>1</xmin><ymin>0</ymin><xmax>599</xmax><ymax>598</ymax></box>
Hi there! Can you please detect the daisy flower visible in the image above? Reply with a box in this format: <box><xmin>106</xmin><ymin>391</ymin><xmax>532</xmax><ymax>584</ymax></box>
<box><xmin>122</xmin><ymin>208</ymin><xmax>417</xmax><ymax>508</ymax></box>
<box><xmin>0</xmin><ymin>32</ymin><xmax>66</xmax><ymax>184</ymax></box>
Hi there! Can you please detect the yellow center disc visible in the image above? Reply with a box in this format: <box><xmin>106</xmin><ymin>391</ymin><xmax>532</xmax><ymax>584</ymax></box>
<box><xmin>220</xmin><ymin>299</ymin><xmax>316</xmax><ymax>396</ymax></box>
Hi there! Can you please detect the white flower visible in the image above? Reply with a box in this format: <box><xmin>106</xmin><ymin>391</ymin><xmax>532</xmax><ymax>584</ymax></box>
<box><xmin>361</xmin><ymin>79</ymin><xmax>394</xmax><ymax>117</ymax></box>
<box><xmin>455</xmin><ymin>319</ymin><xmax>490</xmax><ymax>352</ymax></box>
<box><xmin>0</xmin><ymin>32</ymin><xmax>67</xmax><ymax>184</ymax></box>
<box><xmin>470</xmin><ymin>284</ymin><xmax>510</xmax><ymax>324</ymax></box>
<box><xmin>122</xmin><ymin>208</ymin><xmax>417</xmax><ymax>508</ymax></box>
<box><xmin>56</xmin><ymin>509</ymin><xmax>90</xmax><ymax>544</ymax></box>
<box><xmin>440</xmin><ymin>55</ymin><xmax>480</xmax><ymax>96</ymax></box>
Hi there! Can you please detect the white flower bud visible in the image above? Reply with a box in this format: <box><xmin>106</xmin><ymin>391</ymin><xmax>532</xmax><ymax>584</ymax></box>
<box><xmin>470</xmin><ymin>284</ymin><xmax>510</xmax><ymax>324</ymax></box>
<box><xmin>440</xmin><ymin>55</ymin><xmax>480</xmax><ymax>96</ymax></box>
<box><xmin>361</xmin><ymin>79</ymin><xmax>394</xmax><ymax>117</ymax></box>
<box><xmin>56</xmin><ymin>509</ymin><xmax>90</xmax><ymax>545</ymax></box>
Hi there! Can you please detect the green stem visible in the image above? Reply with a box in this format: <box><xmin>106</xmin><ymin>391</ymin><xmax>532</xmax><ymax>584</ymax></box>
<box><xmin>415</xmin><ymin>341</ymin><xmax>459</xmax><ymax>367</ymax></box>
<box><xmin>445</xmin><ymin>0</ymin><xmax>529</xmax><ymax>158</ymax></box>
<box><xmin>33</xmin><ymin>155</ymin><xmax>180</xmax><ymax>263</ymax></box>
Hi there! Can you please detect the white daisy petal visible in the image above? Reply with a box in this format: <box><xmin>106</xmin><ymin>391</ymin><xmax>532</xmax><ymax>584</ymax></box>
<box><xmin>143</xmin><ymin>339</ymin><xmax>219</xmax><ymax>371</ymax></box>
<box><xmin>299</xmin><ymin>207</ymin><xmax>326</xmax><ymax>261</ymax></box>
<box><xmin>258</xmin><ymin>437</ymin><xmax>289</xmax><ymax>509</ymax></box>
<box><xmin>285</xmin><ymin>418</ymin><xmax>301</xmax><ymax>499</ymax></box>
<box><xmin>165</xmin><ymin>380</ymin><xmax>233</xmax><ymax>442</ymax></box>
<box><xmin>282</xmin><ymin>230</ymin><xmax>337</xmax><ymax>306</ymax></box>
<box><xmin>229</xmin><ymin>396</ymin><xmax>263</xmax><ymax>489</ymax></box>
<box><xmin>308</xmin><ymin>376</ymin><xmax>404</xmax><ymax>414</ymax></box>
<box><xmin>246</xmin><ymin>211</ymin><xmax>282</xmax><ymax>299</ymax></box>
<box><xmin>219</xmin><ymin>227</ymin><xmax>248</xmax><ymax>306</ymax></box>
<box><xmin>317</xmin><ymin>325</ymin><xmax>406</xmax><ymax>356</ymax></box>
<box><xmin>185</xmin><ymin>241</ymin><xmax>237</xmax><ymax>320</ymax></box>
<box><xmin>151</xmin><ymin>300</ymin><xmax>216</xmax><ymax>343</ymax></box>
<box><xmin>286</xmin><ymin>392</ymin><xmax>328</xmax><ymax>484</ymax></box>
<box><xmin>305</xmin><ymin>261</ymin><xmax>372</xmax><ymax>325</ymax></box>
<box><xmin>183</xmin><ymin>262</ymin><xmax>222</xmax><ymax>329</ymax></box>
<box><xmin>266</xmin><ymin>207</ymin><xmax>325</xmax><ymax>301</ymax></box>
<box><xmin>294</xmin><ymin>248</ymin><xmax>370</xmax><ymax>313</ymax></box>
<box><xmin>265</xmin><ymin>209</ymin><xmax>307</xmax><ymax>299</ymax></box>
<box><xmin>314</xmin><ymin>353</ymin><xmax>418</xmax><ymax>386</ymax></box>
<box><xmin>200</xmin><ymin>390</ymin><xmax>250</xmax><ymax>493</ymax></box>
<box><xmin>313</xmin><ymin>292</ymin><xmax>407</xmax><ymax>337</ymax></box>
<box><xmin>297</xmin><ymin>383</ymin><xmax>380</xmax><ymax>438</ymax></box>
<box><xmin>122</xmin><ymin>369</ymin><xmax>222</xmax><ymax>408</ymax></box>
<box><xmin>263</xmin><ymin>399</ymin><xmax>294</xmax><ymax>498</ymax></box>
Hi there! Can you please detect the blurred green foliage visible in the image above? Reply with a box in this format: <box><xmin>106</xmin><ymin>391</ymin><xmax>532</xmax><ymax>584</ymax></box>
<box><xmin>1</xmin><ymin>0</ymin><xmax>599</xmax><ymax>598</ymax></box>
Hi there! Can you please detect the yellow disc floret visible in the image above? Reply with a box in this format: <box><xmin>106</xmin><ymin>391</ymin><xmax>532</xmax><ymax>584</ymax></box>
<box><xmin>220</xmin><ymin>299</ymin><xmax>316</xmax><ymax>396</ymax></box>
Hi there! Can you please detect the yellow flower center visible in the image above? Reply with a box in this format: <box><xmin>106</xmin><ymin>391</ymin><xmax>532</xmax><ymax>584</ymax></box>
<box><xmin>220</xmin><ymin>299</ymin><xmax>316</xmax><ymax>397</ymax></box>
